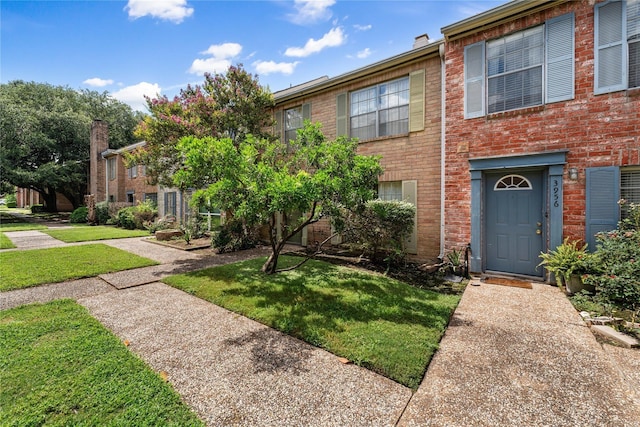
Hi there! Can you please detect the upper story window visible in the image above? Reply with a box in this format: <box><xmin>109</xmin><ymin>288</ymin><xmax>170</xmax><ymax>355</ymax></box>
<box><xmin>275</xmin><ymin>103</ymin><xmax>310</xmax><ymax>145</ymax></box>
<box><xmin>107</xmin><ymin>158</ymin><xmax>116</xmax><ymax>181</ymax></box>
<box><xmin>464</xmin><ymin>13</ymin><xmax>574</xmax><ymax>118</ymax></box>
<box><xmin>285</xmin><ymin>106</ymin><xmax>303</xmax><ymax>144</ymax></box>
<box><xmin>595</xmin><ymin>0</ymin><xmax>640</xmax><ymax>93</ymax></box>
<box><xmin>350</xmin><ymin>77</ymin><xmax>409</xmax><ymax>140</ymax></box>
<box><xmin>127</xmin><ymin>164</ymin><xmax>137</xmax><ymax>179</ymax></box>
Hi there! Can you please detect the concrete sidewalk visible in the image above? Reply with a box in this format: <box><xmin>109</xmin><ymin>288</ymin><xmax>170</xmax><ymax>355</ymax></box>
<box><xmin>2</xmin><ymin>231</ymin><xmax>640</xmax><ymax>425</ymax></box>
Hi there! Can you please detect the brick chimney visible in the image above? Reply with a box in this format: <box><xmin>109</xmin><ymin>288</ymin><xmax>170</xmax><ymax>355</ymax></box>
<box><xmin>89</xmin><ymin>120</ymin><xmax>108</xmax><ymax>202</ymax></box>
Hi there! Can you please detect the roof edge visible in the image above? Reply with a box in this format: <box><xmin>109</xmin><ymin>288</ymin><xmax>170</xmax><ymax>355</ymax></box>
<box><xmin>274</xmin><ymin>39</ymin><xmax>443</xmax><ymax>103</ymax></box>
<box><xmin>441</xmin><ymin>0</ymin><xmax>568</xmax><ymax>41</ymax></box>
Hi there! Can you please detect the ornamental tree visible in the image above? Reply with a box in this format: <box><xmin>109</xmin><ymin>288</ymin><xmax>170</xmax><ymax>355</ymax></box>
<box><xmin>132</xmin><ymin>64</ymin><xmax>274</xmax><ymax>188</ymax></box>
<box><xmin>174</xmin><ymin>122</ymin><xmax>383</xmax><ymax>274</ymax></box>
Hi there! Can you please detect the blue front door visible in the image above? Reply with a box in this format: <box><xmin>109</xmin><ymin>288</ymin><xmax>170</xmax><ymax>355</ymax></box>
<box><xmin>485</xmin><ymin>171</ymin><xmax>544</xmax><ymax>276</ymax></box>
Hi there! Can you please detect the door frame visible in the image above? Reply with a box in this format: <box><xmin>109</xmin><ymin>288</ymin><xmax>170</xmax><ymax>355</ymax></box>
<box><xmin>468</xmin><ymin>151</ymin><xmax>567</xmax><ymax>278</ymax></box>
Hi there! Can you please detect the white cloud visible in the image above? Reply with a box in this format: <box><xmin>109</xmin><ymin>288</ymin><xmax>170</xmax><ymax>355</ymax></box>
<box><xmin>356</xmin><ymin>48</ymin><xmax>372</xmax><ymax>59</ymax></box>
<box><xmin>83</xmin><ymin>77</ymin><xmax>114</xmax><ymax>87</ymax></box>
<box><xmin>288</xmin><ymin>0</ymin><xmax>335</xmax><ymax>25</ymax></box>
<box><xmin>200</xmin><ymin>42</ymin><xmax>242</xmax><ymax>58</ymax></box>
<box><xmin>353</xmin><ymin>24</ymin><xmax>372</xmax><ymax>31</ymax></box>
<box><xmin>253</xmin><ymin>60</ymin><xmax>299</xmax><ymax>76</ymax></box>
<box><xmin>111</xmin><ymin>82</ymin><xmax>161</xmax><ymax>112</ymax></box>
<box><xmin>189</xmin><ymin>42</ymin><xmax>242</xmax><ymax>75</ymax></box>
<box><xmin>125</xmin><ymin>0</ymin><xmax>193</xmax><ymax>24</ymax></box>
<box><xmin>285</xmin><ymin>27</ymin><xmax>345</xmax><ymax>58</ymax></box>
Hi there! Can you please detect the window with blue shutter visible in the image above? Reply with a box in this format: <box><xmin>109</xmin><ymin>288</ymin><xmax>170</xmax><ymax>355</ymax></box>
<box><xmin>463</xmin><ymin>12</ymin><xmax>575</xmax><ymax>117</ymax></box>
<box><xmin>585</xmin><ymin>167</ymin><xmax>620</xmax><ymax>251</ymax></box>
<box><xmin>595</xmin><ymin>0</ymin><xmax>640</xmax><ymax>93</ymax></box>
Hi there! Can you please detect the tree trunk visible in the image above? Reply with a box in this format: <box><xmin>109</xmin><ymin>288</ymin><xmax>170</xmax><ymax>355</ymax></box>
<box><xmin>41</xmin><ymin>189</ymin><xmax>58</xmax><ymax>212</ymax></box>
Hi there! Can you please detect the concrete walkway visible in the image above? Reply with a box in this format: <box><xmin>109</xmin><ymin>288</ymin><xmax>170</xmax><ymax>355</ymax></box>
<box><xmin>1</xmin><ymin>229</ymin><xmax>640</xmax><ymax>426</ymax></box>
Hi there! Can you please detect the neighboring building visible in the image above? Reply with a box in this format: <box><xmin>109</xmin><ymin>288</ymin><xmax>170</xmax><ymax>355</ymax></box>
<box><xmin>15</xmin><ymin>188</ymin><xmax>73</xmax><ymax>211</ymax></box>
<box><xmin>89</xmin><ymin>120</ymin><xmax>159</xmax><ymax>207</ymax></box>
<box><xmin>271</xmin><ymin>35</ymin><xmax>444</xmax><ymax>262</ymax></box>
<box><xmin>441</xmin><ymin>0</ymin><xmax>640</xmax><ymax>278</ymax></box>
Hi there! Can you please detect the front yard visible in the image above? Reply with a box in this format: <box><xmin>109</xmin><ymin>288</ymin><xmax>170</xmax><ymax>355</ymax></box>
<box><xmin>164</xmin><ymin>255</ymin><xmax>461</xmax><ymax>390</ymax></box>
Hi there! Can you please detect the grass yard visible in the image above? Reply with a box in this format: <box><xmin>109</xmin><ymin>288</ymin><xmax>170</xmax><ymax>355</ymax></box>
<box><xmin>0</xmin><ymin>300</ymin><xmax>204</xmax><ymax>426</ymax></box>
<box><xmin>0</xmin><ymin>244</ymin><xmax>158</xmax><ymax>291</ymax></box>
<box><xmin>43</xmin><ymin>225</ymin><xmax>150</xmax><ymax>242</ymax></box>
<box><xmin>0</xmin><ymin>233</ymin><xmax>16</xmax><ymax>249</ymax></box>
<box><xmin>164</xmin><ymin>256</ymin><xmax>461</xmax><ymax>390</ymax></box>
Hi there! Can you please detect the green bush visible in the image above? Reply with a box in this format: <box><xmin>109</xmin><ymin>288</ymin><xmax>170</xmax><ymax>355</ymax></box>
<box><xmin>69</xmin><ymin>206</ymin><xmax>88</xmax><ymax>223</ymax></box>
<box><xmin>583</xmin><ymin>228</ymin><xmax>640</xmax><ymax>321</ymax></box>
<box><xmin>116</xmin><ymin>206</ymin><xmax>137</xmax><ymax>230</ymax></box>
<box><xmin>5</xmin><ymin>193</ymin><xmax>17</xmax><ymax>208</ymax></box>
<box><xmin>95</xmin><ymin>201</ymin><xmax>111</xmax><ymax>225</ymax></box>
<box><xmin>342</xmin><ymin>199</ymin><xmax>416</xmax><ymax>266</ymax></box>
<box><xmin>115</xmin><ymin>201</ymin><xmax>158</xmax><ymax>230</ymax></box>
<box><xmin>212</xmin><ymin>218</ymin><xmax>258</xmax><ymax>253</ymax></box>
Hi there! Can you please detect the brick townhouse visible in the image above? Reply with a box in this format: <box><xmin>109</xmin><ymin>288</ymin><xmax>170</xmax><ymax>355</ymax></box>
<box><xmin>441</xmin><ymin>0</ymin><xmax>640</xmax><ymax>279</ymax></box>
<box><xmin>271</xmin><ymin>35</ymin><xmax>443</xmax><ymax>261</ymax></box>
<box><xmin>89</xmin><ymin>120</ymin><xmax>160</xmax><ymax>208</ymax></box>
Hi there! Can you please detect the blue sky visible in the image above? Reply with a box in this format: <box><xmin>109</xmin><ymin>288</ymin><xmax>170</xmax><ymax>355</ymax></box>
<box><xmin>1</xmin><ymin>0</ymin><xmax>506</xmax><ymax>111</ymax></box>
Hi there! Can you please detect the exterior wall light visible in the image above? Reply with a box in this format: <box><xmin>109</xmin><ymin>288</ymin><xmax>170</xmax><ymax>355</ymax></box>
<box><xmin>569</xmin><ymin>167</ymin><xmax>579</xmax><ymax>181</ymax></box>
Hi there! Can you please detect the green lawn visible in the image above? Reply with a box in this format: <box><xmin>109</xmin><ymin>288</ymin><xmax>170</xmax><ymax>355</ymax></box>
<box><xmin>43</xmin><ymin>225</ymin><xmax>150</xmax><ymax>242</ymax></box>
<box><xmin>0</xmin><ymin>233</ymin><xmax>16</xmax><ymax>249</ymax></box>
<box><xmin>164</xmin><ymin>256</ymin><xmax>460</xmax><ymax>390</ymax></box>
<box><xmin>0</xmin><ymin>244</ymin><xmax>158</xmax><ymax>291</ymax></box>
<box><xmin>0</xmin><ymin>300</ymin><xmax>204</xmax><ymax>426</ymax></box>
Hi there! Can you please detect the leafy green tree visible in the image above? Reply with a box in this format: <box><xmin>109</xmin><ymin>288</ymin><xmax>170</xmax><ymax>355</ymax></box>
<box><xmin>0</xmin><ymin>81</ymin><xmax>140</xmax><ymax>211</ymax></box>
<box><xmin>133</xmin><ymin>64</ymin><xmax>274</xmax><ymax>188</ymax></box>
<box><xmin>174</xmin><ymin>122</ymin><xmax>383</xmax><ymax>274</ymax></box>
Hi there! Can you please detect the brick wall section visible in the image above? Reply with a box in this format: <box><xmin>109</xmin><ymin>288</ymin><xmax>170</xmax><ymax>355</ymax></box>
<box><xmin>443</xmin><ymin>0</ymin><xmax>640</xmax><ymax>252</ymax></box>
<box><xmin>276</xmin><ymin>56</ymin><xmax>442</xmax><ymax>261</ymax></box>
<box><xmin>106</xmin><ymin>155</ymin><xmax>157</xmax><ymax>204</ymax></box>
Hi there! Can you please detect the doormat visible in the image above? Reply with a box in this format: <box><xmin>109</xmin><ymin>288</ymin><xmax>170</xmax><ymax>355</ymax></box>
<box><xmin>481</xmin><ymin>276</ymin><xmax>532</xmax><ymax>289</ymax></box>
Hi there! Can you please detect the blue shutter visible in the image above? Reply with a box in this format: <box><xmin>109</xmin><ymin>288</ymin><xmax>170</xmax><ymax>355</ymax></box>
<box><xmin>464</xmin><ymin>41</ymin><xmax>485</xmax><ymax>118</ymax></box>
<box><xmin>585</xmin><ymin>167</ymin><xmax>620</xmax><ymax>251</ymax></box>
<box><xmin>546</xmin><ymin>13</ymin><xmax>575</xmax><ymax>103</ymax></box>
<box><xmin>595</xmin><ymin>1</ymin><xmax>626</xmax><ymax>94</ymax></box>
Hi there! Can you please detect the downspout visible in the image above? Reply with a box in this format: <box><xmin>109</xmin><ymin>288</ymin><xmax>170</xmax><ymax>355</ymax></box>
<box><xmin>439</xmin><ymin>42</ymin><xmax>446</xmax><ymax>259</ymax></box>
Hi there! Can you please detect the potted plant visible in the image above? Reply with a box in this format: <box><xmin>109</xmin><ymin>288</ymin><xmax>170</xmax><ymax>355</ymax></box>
<box><xmin>538</xmin><ymin>238</ymin><xmax>592</xmax><ymax>294</ymax></box>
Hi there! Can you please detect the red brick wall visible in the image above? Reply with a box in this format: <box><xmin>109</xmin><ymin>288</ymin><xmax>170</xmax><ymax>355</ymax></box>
<box><xmin>275</xmin><ymin>56</ymin><xmax>443</xmax><ymax>261</ymax></box>
<box><xmin>444</xmin><ymin>0</ymin><xmax>640</xmax><ymax>251</ymax></box>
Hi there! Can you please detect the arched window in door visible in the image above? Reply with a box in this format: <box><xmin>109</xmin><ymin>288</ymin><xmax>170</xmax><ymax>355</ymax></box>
<box><xmin>494</xmin><ymin>174</ymin><xmax>532</xmax><ymax>190</ymax></box>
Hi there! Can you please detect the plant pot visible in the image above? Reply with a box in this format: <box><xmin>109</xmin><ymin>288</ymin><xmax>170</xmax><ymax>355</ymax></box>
<box><xmin>564</xmin><ymin>274</ymin><xmax>595</xmax><ymax>295</ymax></box>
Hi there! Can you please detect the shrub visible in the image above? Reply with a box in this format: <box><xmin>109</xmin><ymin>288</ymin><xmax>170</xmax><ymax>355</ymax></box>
<box><xmin>115</xmin><ymin>201</ymin><xmax>158</xmax><ymax>230</ymax></box>
<box><xmin>5</xmin><ymin>193</ymin><xmax>17</xmax><ymax>208</ymax></box>
<box><xmin>116</xmin><ymin>206</ymin><xmax>137</xmax><ymax>230</ymax></box>
<box><xmin>69</xmin><ymin>206</ymin><xmax>88</xmax><ymax>223</ymax></box>
<box><xmin>146</xmin><ymin>215</ymin><xmax>177</xmax><ymax>234</ymax></box>
<box><xmin>212</xmin><ymin>218</ymin><xmax>258</xmax><ymax>253</ymax></box>
<box><xmin>341</xmin><ymin>199</ymin><xmax>416</xmax><ymax>266</ymax></box>
<box><xmin>95</xmin><ymin>201</ymin><xmax>111</xmax><ymax>225</ymax></box>
<box><xmin>581</xmin><ymin>203</ymin><xmax>640</xmax><ymax>322</ymax></box>
<box><xmin>583</xmin><ymin>228</ymin><xmax>640</xmax><ymax>322</ymax></box>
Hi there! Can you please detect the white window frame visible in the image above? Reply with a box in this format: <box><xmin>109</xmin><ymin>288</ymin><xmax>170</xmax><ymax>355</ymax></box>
<box><xmin>127</xmin><ymin>164</ymin><xmax>137</xmax><ymax>179</ymax></box>
<box><xmin>284</xmin><ymin>106</ymin><xmax>303</xmax><ymax>144</ymax></box>
<box><xmin>350</xmin><ymin>76</ymin><xmax>410</xmax><ymax>140</ymax></box>
<box><xmin>464</xmin><ymin>13</ymin><xmax>574</xmax><ymax>118</ymax></box>
<box><xmin>621</xmin><ymin>167</ymin><xmax>640</xmax><ymax>219</ymax></box>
